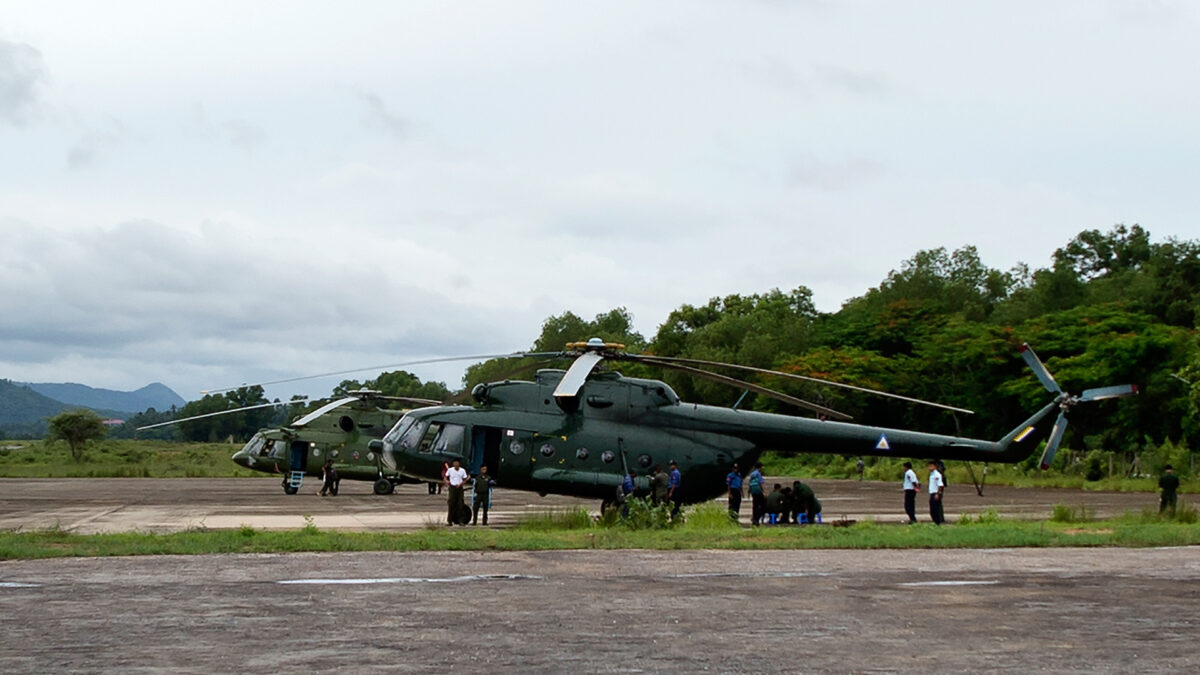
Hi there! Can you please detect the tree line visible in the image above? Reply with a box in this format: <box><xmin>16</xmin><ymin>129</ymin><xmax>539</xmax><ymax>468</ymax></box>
<box><xmin>80</xmin><ymin>224</ymin><xmax>1197</xmax><ymax>473</ymax></box>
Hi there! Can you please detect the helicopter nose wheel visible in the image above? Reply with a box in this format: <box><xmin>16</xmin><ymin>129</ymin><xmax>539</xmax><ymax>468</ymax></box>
<box><xmin>373</xmin><ymin>478</ymin><xmax>395</xmax><ymax>495</ymax></box>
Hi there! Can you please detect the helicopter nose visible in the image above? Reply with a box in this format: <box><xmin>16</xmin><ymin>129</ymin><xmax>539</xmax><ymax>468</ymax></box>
<box><xmin>231</xmin><ymin>448</ymin><xmax>255</xmax><ymax>469</ymax></box>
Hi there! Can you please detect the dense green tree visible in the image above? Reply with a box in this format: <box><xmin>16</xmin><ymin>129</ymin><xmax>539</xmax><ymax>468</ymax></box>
<box><xmin>47</xmin><ymin>409</ymin><xmax>107</xmax><ymax>461</ymax></box>
<box><xmin>176</xmin><ymin>386</ymin><xmax>272</xmax><ymax>442</ymax></box>
<box><xmin>463</xmin><ymin>308</ymin><xmax>646</xmax><ymax>391</ymax></box>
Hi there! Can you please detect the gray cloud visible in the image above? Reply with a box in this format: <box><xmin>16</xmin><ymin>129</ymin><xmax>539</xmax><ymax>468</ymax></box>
<box><xmin>66</xmin><ymin>119</ymin><xmax>126</xmax><ymax>169</ymax></box>
<box><xmin>358</xmin><ymin>91</ymin><xmax>408</xmax><ymax>138</ymax></box>
<box><xmin>0</xmin><ymin>38</ymin><xmax>47</xmax><ymax>125</ymax></box>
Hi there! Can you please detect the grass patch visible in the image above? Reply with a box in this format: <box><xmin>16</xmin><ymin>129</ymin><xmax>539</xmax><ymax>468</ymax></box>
<box><xmin>0</xmin><ymin>439</ymin><xmax>257</xmax><ymax>478</ymax></box>
<box><xmin>5</xmin><ymin>510</ymin><xmax>1200</xmax><ymax>559</ymax></box>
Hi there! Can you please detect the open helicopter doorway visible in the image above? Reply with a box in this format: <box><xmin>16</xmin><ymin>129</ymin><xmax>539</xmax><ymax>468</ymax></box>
<box><xmin>470</xmin><ymin>427</ymin><xmax>503</xmax><ymax>477</ymax></box>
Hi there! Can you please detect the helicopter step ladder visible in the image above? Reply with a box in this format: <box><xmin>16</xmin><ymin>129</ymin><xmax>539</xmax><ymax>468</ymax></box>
<box><xmin>287</xmin><ymin>471</ymin><xmax>305</xmax><ymax>489</ymax></box>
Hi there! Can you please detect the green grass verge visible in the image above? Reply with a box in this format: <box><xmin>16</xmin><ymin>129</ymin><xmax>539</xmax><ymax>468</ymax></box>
<box><xmin>4</xmin><ymin>513</ymin><xmax>1199</xmax><ymax>560</ymax></box>
<box><xmin>0</xmin><ymin>439</ymin><xmax>256</xmax><ymax>478</ymax></box>
<box><xmin>761</xmin><ymin>451</ymin><xmax>1192</xmax><ymax>493</ymax></box>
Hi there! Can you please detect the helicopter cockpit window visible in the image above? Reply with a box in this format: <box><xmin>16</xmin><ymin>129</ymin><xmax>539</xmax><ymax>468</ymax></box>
<box><xmin>431</xmin><ymin>423</ymin><xmax>465</xmax><ymax>455</ymax></box>
<box><xmin>396</xmin><ymin>418</ymin><xmax>429</xmax><ymax>453</ymax></box>
<box><xmin>242</xmin><ymin>435</ymin><xmax>266</xmax><ymax>457</ymax></box>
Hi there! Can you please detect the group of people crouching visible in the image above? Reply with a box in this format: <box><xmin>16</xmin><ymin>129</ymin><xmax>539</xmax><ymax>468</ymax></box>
<box><xmin>727</xmin><ymin>461</ymin><xmax>821</xmax><ymax>526</ymax></box>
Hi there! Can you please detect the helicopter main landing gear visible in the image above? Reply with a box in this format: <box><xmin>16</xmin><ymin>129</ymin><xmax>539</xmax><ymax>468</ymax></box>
<box><xmin>373</xmin><ymin>478</ymin><xmax>396</xmax><ymax>495</ymax></box>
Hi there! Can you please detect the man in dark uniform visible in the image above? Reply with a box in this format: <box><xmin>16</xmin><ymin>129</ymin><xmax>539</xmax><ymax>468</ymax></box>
<box><xmin>650</xmin><ymin>465</ymin><xmax>669</xmax><ymax>505</ymax></box>
<box><xmin>792</xmin><ymin>480</ymin><xmax>821</xmax><ymax>524</ymax></box>
<box><xmin>1159</xmin><ymin>464</ymin><xmax>1180</xmax><ymax>516</ymax></box>
<box><xmin>764</xmin><ymin>483</ymin><xmax>786</xmax><ymax>524</ymax></box>
<box><xmin>472</xmin><ymin>464</ymin><xmax>494</xmax><ymax>526</ymax></box>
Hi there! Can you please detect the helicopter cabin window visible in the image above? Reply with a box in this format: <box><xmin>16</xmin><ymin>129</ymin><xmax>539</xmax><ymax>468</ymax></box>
<box><xmin>637</xmin><ymin>454</ymin><xmax>652</xmax><ymax>468</ymax></box>
<box><xmin>575</xmin><ymin>447</ymin><xmax>589</xmax><ymax>460</ymax></box>
<box><xmin>540</xmin><ymin>443</ymin><xmax>556</xmax><ymax>458</ymax></box>
<box><xmin>601</xmin><ymin>450</ymin><xmax>615</xmax><ymax>463</ymax></box>
<box><xmin>431</xmin><ymin>423</ymin><xmax>465</xmax><ymax>455</ymax></box>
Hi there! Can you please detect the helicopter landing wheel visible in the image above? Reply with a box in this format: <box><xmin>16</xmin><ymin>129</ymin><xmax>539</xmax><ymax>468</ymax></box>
<box><xmin>374</xmin><ymin>478</ymin><xmax>395</xmax><ymax>495</ymax></box>
<box><xmin>283</xmin><ymin>484</ymin><xmax>298</xmax><ymax>495</ymax></box>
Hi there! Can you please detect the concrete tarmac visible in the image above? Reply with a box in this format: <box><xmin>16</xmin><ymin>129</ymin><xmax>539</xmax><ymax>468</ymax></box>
<box><xmin>1</xmin><ymin>548</ymin><xmax>1198</xmax><ymax>672</ymax></box>
<box><xmin>0</xmin><ymin>477</ymin><xmax>1164</xmax><ymax>533</ymax></box>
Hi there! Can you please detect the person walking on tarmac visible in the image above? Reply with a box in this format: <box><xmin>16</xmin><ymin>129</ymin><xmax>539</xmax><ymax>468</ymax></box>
<box><xmin>1159</xmin><ymin>464</ymin><xmax>1181</xmax><ymax>516</ymax></box>
<box><xmin>319</xmin><ymin>459</ymin><xmax>339</xmax><ymax>496</ymax></box>
<box><xmin>748</xmin><ymin>462</ymin><xmax>766</xmax><ymax>526</ymax></box>
<box><xmin>445</xmin><ymin>458</ymin><xmax>469</xmax><ymax>526</ymax></box>
<box><xmin>902</xmin><ymin>461</ymin><xmax>920</xmax><ymax>524</ymax></box>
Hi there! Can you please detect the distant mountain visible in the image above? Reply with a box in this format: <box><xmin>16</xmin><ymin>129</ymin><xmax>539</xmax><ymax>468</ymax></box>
<box><xmin>0</xmin><ymin>379</ymin><xmax>142</xmax><ymax>438</ymax></box>
<box><xmin>21</xmin><ymin>381</ymin><xmax>185</xmax><ymax>414</ymax></box>
<box><xmin>0</xmin><ymin>379</ymin><xmax>70</xmax><ymax>427</ymax></box>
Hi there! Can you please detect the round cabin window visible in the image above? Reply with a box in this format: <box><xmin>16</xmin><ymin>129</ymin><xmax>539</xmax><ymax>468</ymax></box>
<box><xmin>575</xmin><ymin>447</ymin><xmax>589</xmax><ymax>460</ymax></box>
<box><xmin>637</xmin><ymin>454</ymin><xmax>652</xmax><ymax>468</ymax></box>
<box><xmin>540</xmin><ymin>443</ymin><xmax>556</xmax><ymax>458</ymax></box>
<box><xmin>509</xmin><ymin>440</ymin><xmax>525</xmax><ymax>455</ymax></box>
<box><xmin>601</xmin><ymin>450</ymin><xmax>615</xmax><ymax>463</ymax></box>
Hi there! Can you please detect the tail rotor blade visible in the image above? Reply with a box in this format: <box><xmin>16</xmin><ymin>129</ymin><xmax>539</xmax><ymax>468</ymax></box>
<box><xmin>1079</xmin><ymin>384</ymin><xmax>1139</xmax><ymax>402</ymax></box>
<box><xmin>1039</xmin><ymin>412</ymin><xmax>1069</xmax><ymax>470</ymax></box>
<box><xmin>1020</xmin><ymin>343</ymin><xmax>1062</xmax><ymax>394</ymax></box>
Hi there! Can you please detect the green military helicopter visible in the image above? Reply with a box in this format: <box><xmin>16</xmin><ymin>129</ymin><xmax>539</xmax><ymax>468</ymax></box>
<box><xmin>364</xmin><ymin>339</ymin><xmax>1136</xmax><ymax>506</ymax></box>
<box><xmin>139</xmin><ymin>390</ymin><xmax>440</xmax><ymax>494</ymax></box>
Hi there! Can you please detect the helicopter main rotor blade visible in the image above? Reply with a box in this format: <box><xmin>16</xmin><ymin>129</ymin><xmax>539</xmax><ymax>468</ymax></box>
<box><xmin>1019</xmin><ymin>343</ymin><xmax>1062</xmax><ymax>395</ymax></box>
<box><xmin>200</xmin><ymin>352</ymin><xmax>564</xmax><ymax>395</ymax></box>
<box><xmin>636</xmin><ymin>356</ymin><xmax>853</xmax><ymax>421</ymax></box>
<box><xmin>625</xmin><ymin>354</ymin><xmax>974</xmax><ymax>415</ymax></box>
<box><xmin>1038</xmin><ymin>411</ymin><xmax>1069</xmax><ymax>470</ymax></box>
<box><xmin>1079</xmin><ymin>384</ymin><xmax>1139</xmax><ymax>402</ymax></box>
<box><xmin>554</xmin><ymin>351</ymin><xmax>605</xmax><ymax>398</ymax></box>
<box><xmin>292</xmin><ymin>397</ymin><xmax>361</xmax><ymax>427</ymax></box>
<box><xmin>370</xmin><ymin>395</ymin><xmax>444</xmax><ymax>406</ymax></box>
<box><xmin>136</xmin><ymin>400</ymin><xmax>305</xmax><ymax>431</ymax></box>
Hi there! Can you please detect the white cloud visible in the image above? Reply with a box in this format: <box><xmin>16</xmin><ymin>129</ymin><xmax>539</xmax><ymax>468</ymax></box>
<box><xmin>1</xmin><ymin>1</ymin><xmax>1199</xmax><ymax>401</ymax></box>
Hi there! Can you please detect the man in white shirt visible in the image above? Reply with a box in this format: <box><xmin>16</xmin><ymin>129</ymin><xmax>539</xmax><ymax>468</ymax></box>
<box><xmin>927</xmin><ymin>460</ymin><xmax>945</xmax><ymax>525</ymax></box>
<box><xmin>902</xmin><ymin>461</ymin><xmax>920</xmax><ymax>524</ymax></box>
<box><xmin>445</xmin><ymin>458</ymin><xmax>469</xmax><ymax>525</ymax></box>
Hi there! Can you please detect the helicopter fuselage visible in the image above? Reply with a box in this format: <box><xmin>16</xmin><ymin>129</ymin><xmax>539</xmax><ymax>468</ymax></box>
<box><xmin>376</xmin><ymin>369</ymin><xmax>1053</xmax><ymax>504</ymax></box>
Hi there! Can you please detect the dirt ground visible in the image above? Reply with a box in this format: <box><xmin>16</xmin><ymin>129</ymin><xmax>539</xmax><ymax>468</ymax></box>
<box><xmin>1</xmin><ymin>548</ymin><xmax>1198</xmax><ymax>672</ymax></box>
<box><xmin>0</xmin><ymin>476</ymin><xmax>1167</xmax><ymax>533</ymax></box>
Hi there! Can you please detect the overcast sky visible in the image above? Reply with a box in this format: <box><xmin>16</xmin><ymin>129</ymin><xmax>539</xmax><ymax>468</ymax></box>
<box><xmin>2</xmin><ymin>1</ymin><xmax>1198</xmax><ymax>404</ymax></box>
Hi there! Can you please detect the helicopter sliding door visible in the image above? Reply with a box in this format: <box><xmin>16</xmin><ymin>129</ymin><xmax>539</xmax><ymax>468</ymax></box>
<box><xmin>475</xmin><ymin>426</ymin><xmax>533</xmax><ymax>488</ymax></box>
<box><xmin>288</xmin><ymin>440</ymin><xmax>308</xmax><ymax>472</ymax></box>
<box><xmin>470</xmin><ymin>427</ymin><xmax>503</xmax><ymax>477</ymax></box>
